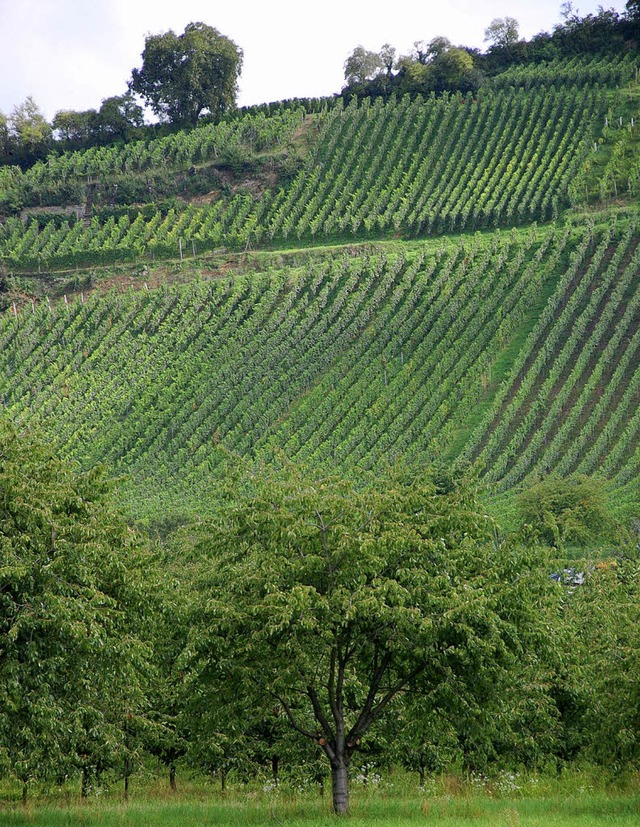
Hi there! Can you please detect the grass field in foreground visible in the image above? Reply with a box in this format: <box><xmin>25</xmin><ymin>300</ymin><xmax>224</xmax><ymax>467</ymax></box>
<box><xmin>2</xmin><ymin>796</ymin><xmax>640</xmax><ymax>826</ymax></box>
<box><xmin>2</xmin><ymin>773</ymin><xmax>640</xmax><ymax>827</ymax></box>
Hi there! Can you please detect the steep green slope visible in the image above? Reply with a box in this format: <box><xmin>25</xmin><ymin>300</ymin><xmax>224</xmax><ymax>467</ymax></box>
<box><xmin>0</xmin><ymin>107</ymin><xmax>306</xmax><ymax>212</ymax></box>
<box><xmin>1</xmin><ymin>58</ymin><xmax>638</xmax><ymax>527</ymax></box>
<box><xmin>0</xmin><ymin>84</ymin><xmax>608</xmax><ymax>271</ymax></box>
<box><xmin>1</xmin><ymin>216</ymin><xmax>638</xmax><ymax>523</ymax></box>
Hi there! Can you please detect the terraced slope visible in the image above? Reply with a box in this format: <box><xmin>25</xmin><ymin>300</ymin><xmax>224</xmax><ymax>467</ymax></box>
<box><xmin>1</xmin><ymin>85</ymin><xmax>607</xmax><ymax>271</ymax></box>
<box><xmin>0</xmin><ymin>107</ymin><xmax>306</xmax><ymax>209</ymax></box>
<box><xmin>1</xmin><ymin>217</ymin><xmax>638</xmax><ymax>520</ymax></box>
<box><xmin>490</xmin><ymin>53</ymin><xmax>636</xmax><ymax>90</ymax></box>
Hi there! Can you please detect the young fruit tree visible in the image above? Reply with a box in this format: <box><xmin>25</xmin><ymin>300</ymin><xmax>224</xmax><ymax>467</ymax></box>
<box><xmin>0</xmin><ymin>419</ymin><xmax>151</xmax><ymax>802</ymax></box>
<box><xmin>185</xmin><ymin>463</ymin><xmax>555</xmax><ymax>814</ymax></box>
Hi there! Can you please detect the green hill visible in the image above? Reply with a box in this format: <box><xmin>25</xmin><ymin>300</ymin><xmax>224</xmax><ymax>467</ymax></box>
<box><xmin>1</xmin><ymin>215</ymin><xmax>638</xmax><ymax>525</ymax></box>
<box><xmin>1</xmin><ymin>57</ymin><xmax>639</xmax><ymax>529</ymax></box>
<box><xmin>0</xmin><ymin>69</ymin><xmax>629</xmax><ymax>270</ymax></box>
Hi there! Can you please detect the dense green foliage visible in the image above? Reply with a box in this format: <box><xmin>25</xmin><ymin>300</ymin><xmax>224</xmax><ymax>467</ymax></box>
<box><xmin>1</xmin><ymin>219</ymin><xmax>638</xmax><ymax>524</ymax></box>
<box><xmin>516</xmin><ymin>475</ymin><xmax>614</xmax><ymax>548</ymax></box>
<box><xmin>0</xmin><ymin>106</ymin><xmax>305</xmax><ymax>217</ymax></box>
<box><xmin>0</xmin><ymin>421</ymin><xmax>151</xmax><ymax>800</ymax></box>
<box><xmin>129</xmin><ymin>23</ymin><xmax>243</xmax><ymax>125</ymax></box>
<box><xmin>182</xmin><ymin>463</ymin><xmax>556</xmax><ymax>812</ymax></box>
<box><xmin>1</xmin><ymin>425</ymin><xmax>639</xmax><ymax>809</ymax></box>
<box><xmin>1</xmin><ymin>48</ymin><xmax>640</xmax><ymax>813</ymax></box>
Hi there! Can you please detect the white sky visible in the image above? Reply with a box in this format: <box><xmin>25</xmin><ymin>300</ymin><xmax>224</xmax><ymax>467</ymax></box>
<box><xmin>0</xmin><ymin>0</ymin><xmax>628</xmax><ymax>121</ymax></box>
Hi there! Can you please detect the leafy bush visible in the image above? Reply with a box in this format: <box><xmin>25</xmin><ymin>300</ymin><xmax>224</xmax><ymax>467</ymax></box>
<box><xmin>517</xmin><ymin>474</ymin><xmax>613</xmax><ymax>547</ymax></box>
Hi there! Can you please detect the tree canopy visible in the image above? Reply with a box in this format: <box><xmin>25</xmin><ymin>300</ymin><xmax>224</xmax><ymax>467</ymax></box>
<box><xmin>0</xmin><ymin>419</ymin><xmax>151</xmax><ymax>801</ymax></box>
<box><xmin>3</xmin><ymin>96</ymin><xmax>51</xmax><ymax>166</ymax></box>
<box><xmin>343</xmin><ymin>37</ymin><xmax>482</xmax><ymax>99</ymax></box>
<box><xmin>516</xmin><ymin>474</ymin><xmax>615</xmax><ymax>549</ymax></box>
<box><xmin>343</xmin><ymin>45</ymin><xmax>384</xmax><ymax>87</ymax></box>
<box><xmin>184</xmin><ymin>462</ymin><xmax>557</xmax><ymax>813</ymax></box>
<box><xmin>484</xmin><ymin>17</ymin><xmax>520</xmax><ymax>49</ymax></box>
<box><xmin>129</xmin><ymin>22</ymin><xmax>243</xmax><ymax>125</ymax></box>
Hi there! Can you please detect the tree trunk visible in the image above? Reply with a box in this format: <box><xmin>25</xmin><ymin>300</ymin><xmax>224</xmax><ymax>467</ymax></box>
<box><xmin>169</xmin><ymin>762</ymin><xmax>176</xmax><ymax>792</ymax></box>
<box><xmin>331</xmin><ymin>763</ymin><xmax>350</xmax><ymax>815</ymax></box>
<box><xmin>22</xmin><ymin>782</ymin><xmax>28</xmax><ymax>807</ymax></box>
<box><xmin>81</xmin><ymin>765</ymin><xmax>90</xmax><ymax>798</ymax></box>
<box><xmin>124</xmin><ymin>758</ymin><xmax>130</xmax><ymax>801</ymax></box>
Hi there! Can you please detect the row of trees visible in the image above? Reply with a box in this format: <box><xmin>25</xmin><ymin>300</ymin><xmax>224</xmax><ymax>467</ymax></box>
<box><xmin>341</xmin><ymin>4</ymin><xmax>640</xmax><ymax>99</ymax></box>
<box><xmin>343</xmin><ymin>38</ymin><xmax>482</xmax><ymax>98</ymax></box>
<box><xmin>0</xmin><ymin>94</ymin><xmax>145</xmax><ymax>168</ymax></box>
<box><xmin>0</xmin><ymin>22</ymin><xmax>243</xmax><ymax>168</ymax></box>
<box><xmin>481</xmin><ymin>3</ymin><xmax>639</xmax><ymax>72</ymax></box>
<box><xmin>1</xmin><ymin>419</ymin><xmax>638</xmax><ymax>814</ymax></box>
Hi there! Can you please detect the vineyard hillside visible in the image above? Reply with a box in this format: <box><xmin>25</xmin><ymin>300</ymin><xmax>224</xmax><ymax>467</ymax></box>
<box><xmin>1</xmin><ymin>57</ymin><xmax>639</xmax><ymax>529</ymax></box>
<box><xmin>1</xmin><ymin>55</ymin><xmax>638</xmax><ymax>273</ymax></box>
<box><xmin>1</xmin><ymin>215</ymin><xmax>639</xmax><ymax>525</ymax></box>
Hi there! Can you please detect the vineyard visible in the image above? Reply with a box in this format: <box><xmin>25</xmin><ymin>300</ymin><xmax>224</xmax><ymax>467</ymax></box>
<box><xmin>1</xmin><ymin>77</ymin><xmax>629</xmax><ymax>271</ymax></box>
<box><xmin>1</xmin><ymin>214</ymin><xmax>638</xmax><ymax>521</ymax></box>
<box><xmin>4</xmin><ymin>37</ymin><xmax>640</xmax><ymax>815</ymax></box>
<box><xmin>0</xmin><ymin>106</ymin><xmax>307</xmax><ymax>209</ymax></box>
<box><xmin>489</xmin><ymin>53</ymin><xmax>637</xmax><ymax>90</ymax></box>
<box><xmin>0</xmin><ymin>56</ymin><xmax>639</xmax><ymax>524</ymax></box>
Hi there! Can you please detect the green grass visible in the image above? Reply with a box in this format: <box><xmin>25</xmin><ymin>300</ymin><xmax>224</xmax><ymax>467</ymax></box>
<box><xmin>2</xmin><ymin>771</ymin><xmax>640</xmax><ymax>827</ymax></box>
<box><xmin>2</xmin><ymin>794</ymin><xmax>640</xmax><ymax>826</ymax></box>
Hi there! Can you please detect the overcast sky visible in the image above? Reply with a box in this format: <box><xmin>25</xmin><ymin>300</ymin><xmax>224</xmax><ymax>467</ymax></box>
<box><xmin>0</xmin><ymin>0</ymin><xmax>627</xmax><ymax>120</ymax></box>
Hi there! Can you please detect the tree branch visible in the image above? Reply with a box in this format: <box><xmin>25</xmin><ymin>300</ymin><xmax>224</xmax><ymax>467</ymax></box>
<box><xmin>348</xmin><ymin>650</ymin><xmax>392</xmax><ymax>741</ymax></box>
<box><xmin>307</xmin><ymin>683</ymin><xmax>335</xmax><ymax>742</ymax></box>
<box><xmin>327</xmin><ymin>648</ymin><xmax>340</xmax><ymax>729</ymax></box>
<box><xmin>274</xmin><ymin>693</ymin><xmax>317</xmax><ymax>741</ymax></box>
<box><xmin>336</xmin><ymin>639</ymin><xmax>346</xmax><ymax>724</ymax></box>
<box><xmin>348</xmin><ymin>660</ymin><xmax>427</xmax><ymax>741</ymax></box>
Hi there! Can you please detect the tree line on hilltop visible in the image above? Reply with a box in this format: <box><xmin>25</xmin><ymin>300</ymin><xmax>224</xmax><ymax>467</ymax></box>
<box><xmin>342</xmin><ymin>3</ymin><xmax>639</xmax><ymax>100</ymax></box>
<box><xmin>1</xmin><ymin>4</ymin><xmax>639</xmax><ymax>170</ymax></box>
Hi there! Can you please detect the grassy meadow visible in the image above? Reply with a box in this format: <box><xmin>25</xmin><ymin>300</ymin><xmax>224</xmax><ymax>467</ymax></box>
<box><xmin>2</xmin><ymin>771</ymin><xmax>640</xmax><ymax>826</ymax></box>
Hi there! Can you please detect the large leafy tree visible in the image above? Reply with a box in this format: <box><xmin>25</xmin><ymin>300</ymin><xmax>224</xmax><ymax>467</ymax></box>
<box><xmin>0</xmin><ymin>110</ymin><xmax>11</xmax><ymax>159</ymax></box>
<box><xmin>52</xmin><ymin>108</ymin><xmax>97</xmax><ymax>145</ymax></box>
<box><xmin>8</xmin><ymin>97</ymin><xmax>51</xmax><ymax>165</ymax></box>
<box><xmin>0</xmin><ymin>419</ymin><xmax>151</xmax><ymax>801</ymax></box>
<box><xmin>484</xmin><ymin>17</ymin><xmax>520</xmax><ymax>49</ymax></box>
<box><xmin>92</xmin><ymin>94</ymin><xmax>144</xmax><ymax>142</ymax></box>
<box><xmin>129</xmin><ymin>22</ymin><xmax>243</xmax><ymax>125</ymax></box>
<box><xmin>343</xmin><ymin>45</ymin><xmax>384</xmax><ymax>87</ymax></box>
<box><xmin>560</xmin><ymin>557</ymin><xmax>640</xmax><ymax>767</ymax></box>
<box><xmin>185</xmin><ymin>463</ymin><xmax>556</xmax><ymax>814</ymax></box>
<box><xmin>516</xmin><ymin>474</ymin><xmax>615</xmax><ymax>550</ymax></box>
